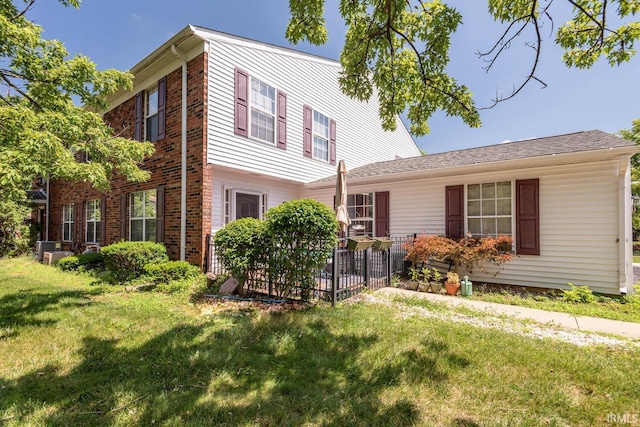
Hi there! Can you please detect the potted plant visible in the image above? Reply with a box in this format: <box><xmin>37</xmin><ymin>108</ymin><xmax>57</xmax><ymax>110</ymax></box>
<box><xmin>418</xmin><ymin>267</ymin><xmax>431</xmax><ymax>292</ymax></box>
<box><xmin>444</xmin><ymin>271</ymin><xmax>460</xmax><ymax>296</ymax></box>
<box><xmin>430</xmin><ymin>268</ymin><xmax>443</xmax><ymax>294</ymax></box>
<box><xmin>406</xmin><ymin>267</ymin><xmax>420</xmax><ymax>291</ymax></box>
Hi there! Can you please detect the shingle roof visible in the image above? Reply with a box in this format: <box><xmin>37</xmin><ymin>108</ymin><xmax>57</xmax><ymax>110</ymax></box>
<box><xmin>312</xmin><ymin>130</ymin><xmax>637</xmax><ymax>184</ymax></box>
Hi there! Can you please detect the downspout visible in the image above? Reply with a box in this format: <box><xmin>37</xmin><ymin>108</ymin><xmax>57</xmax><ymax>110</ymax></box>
<box><xmin>171</xmin><ymin>44</ymin><xmax>187</xmax><ymax>261</ymax></box>
<box><xmin>45</xmin><ymin>177</ymin><xmax>50</xmax><ymax>241</ymax></box>
<box><xmin>618</xmin><ymin>155</ymin><xmax>633</xmax><ymax>295</ymax></box>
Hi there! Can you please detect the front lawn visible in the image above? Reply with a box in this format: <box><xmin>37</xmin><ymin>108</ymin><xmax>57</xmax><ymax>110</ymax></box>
<box><xmin>1</xmin><ymin>257</ymin><xmax>639</xmax><ymax>426</ymax></box>
<box><xmin>466</xmin><ymin>284</ymin><xmax>640</xmax><ymax>324</ymax></box>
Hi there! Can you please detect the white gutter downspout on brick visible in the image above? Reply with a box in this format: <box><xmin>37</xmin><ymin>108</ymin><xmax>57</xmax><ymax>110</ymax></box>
<box><xmin>619</xmin><ymin>154</ymin><xmax>633</xmax><ymax>295</ymax></box>
<box><xmin>171</xmin><ymin>44</ymin><xmax>187</xmax><ymax>262</ymax></box>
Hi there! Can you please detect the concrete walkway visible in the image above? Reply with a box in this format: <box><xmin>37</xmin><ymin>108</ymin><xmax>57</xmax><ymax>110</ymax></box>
<box><xmin>376</xmin><ymin>287</ymin><xmax>640</xmax><ymax>340</ymax></box>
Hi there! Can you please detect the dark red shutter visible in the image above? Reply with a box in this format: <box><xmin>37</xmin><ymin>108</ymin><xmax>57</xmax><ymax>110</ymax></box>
<box><xmin>120</xmin><ymin>193</ymin><xmax>127</xmax><ymax>240</ymax></box>
<box><xmin>134</xmin><ymin>91</ymin><xmax>144</xmax><ymax>142</ymax></box>
<box><xmin>101</xmin><ymin>197</ymin><xmax>107</xmax><ymax>246</ymax></box>
<box><xmin>303</xmin><ymin>105</ymin><xmax>312</xmax><ymax>158</ymax></box>
<box><xmin>445</xmin><ymin>185</ymin><xmax>464</xmax><ymax>239</ymax></box>
<box><xmin>234</xmin><ymin>68</ymin><xmax>249</xmax><ymax>137</ymax></box>
<box><xmin>329</xmin><ymin>119</ymin><xmax>336</xmax><ymax>165</ymax></box>
<box><xmin>516</xmin><ymin>179</ymin><xmax>540</xmax><ymax>255</ymax></box>
<box><xmin>375</xmin><ymin>191</ymin><xmax>390</xmax><ymax>237</ymax></box>
<box><xmin>157</xmin><ymin>76</ymin><xmax>166</xmax><ymax>140</ymax></box>
<box><xmin>277</xmin><ymin>90</ymin><xmax>287</xmax><ymax>150</ymax></box>
<box><xmin>75</xmin><ymin>202</ymin><xmax>83</xmax><ymax>248</ymax></box>
<box><xmin>156</xmin><ymin>186</ymin><xmax>165</xmax><ymax>243</ymax></box>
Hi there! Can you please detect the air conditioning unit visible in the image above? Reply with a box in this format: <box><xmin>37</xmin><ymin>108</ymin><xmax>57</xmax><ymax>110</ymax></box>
<box><xmin>36</xmin><ymin>241</ymin><xmax>62</xmax><ymax>261</ymax></box>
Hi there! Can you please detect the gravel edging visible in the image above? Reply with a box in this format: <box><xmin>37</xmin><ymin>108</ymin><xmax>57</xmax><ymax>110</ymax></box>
<box><xmin>353</xmin><ymin>292</ymin><xmax>640</xmax><ymax>348</ymax></box>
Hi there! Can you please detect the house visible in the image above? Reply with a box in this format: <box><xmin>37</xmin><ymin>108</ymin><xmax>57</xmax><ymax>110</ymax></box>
<box><xmin>46</xmin><ymin>25</ymin><xmax>421</xmax><ymax>266</ymax></box>
<box><xmin>303</xmin><ymin>130</ymin><xmax>638</xmax><ymax>295</ymax></box>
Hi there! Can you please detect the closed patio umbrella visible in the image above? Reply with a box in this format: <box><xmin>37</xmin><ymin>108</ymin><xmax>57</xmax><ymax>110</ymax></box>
<box><xmin>335</xmin><ymin>160</ymin><xmax>351</xmax><ymax>233</ymax></box>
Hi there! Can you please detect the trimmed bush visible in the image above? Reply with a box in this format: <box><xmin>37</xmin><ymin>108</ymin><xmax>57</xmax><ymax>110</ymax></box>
<box><xmin>562</xmin><ymin>283</ymin><xmax>597</xmax><ymax>304</ymax></box>
<box><xmin>265</xmin><ymin>199</ymin><xmax>338</xmax><ymax>299</ymax></box>
<box><xmin>213</xmin><ymin>217</ymin><xmax>267</xmax><ymax>293</ymax></box>
<box><xmin>144</xmin><ymin>261</ymin><xmax>201</xmax><ymax>285</ymax></box>
<box><xmin>57</xmin><ymin>252</ymin><xmax>105</xmax><ymax>272</ymax></box>
<box><xmin>101</xmin><ymin>241</ymin><xmax>169</xmax><ymax>283</ymax></box>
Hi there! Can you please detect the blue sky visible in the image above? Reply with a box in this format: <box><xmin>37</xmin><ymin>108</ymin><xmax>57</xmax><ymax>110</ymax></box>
<box><xmin>27</xmin><ymin>0</ymin><xmax>640</xmax><ymax>154</ymax></box>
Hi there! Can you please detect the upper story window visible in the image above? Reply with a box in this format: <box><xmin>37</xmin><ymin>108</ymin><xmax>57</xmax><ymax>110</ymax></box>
<box><xmin>313</xmin><ymin>111</ymin><xmax>330</xmax><ymax>162</ymax></box>
<box><xmin>250</xmin><ymin>78</ymin><xmax>276</xmax><ymax>144</ymax></box>
<box><xmin>467</xmin><ymin>181</ymin><xmax>512</xmax><ymax>237</ymax></box>
<box><xmin>303</xmin><ymin>105</ymin><xmax>336</xmax><ymax>165</ymax></box>
<box><xmin>85</xmin><ymin>199</ymin><xmax>102</xmax><ymax>244</ymax></box>
<box><xmin>146</xmin><ymin>86</ymin><xmax>159</xmax><ymax>142</ymax></box>
<box><xmin>62</xmin><ymin>204</ymin><xmax>74</xmax><ymax>242</ymax></box>
<box><xmin>130</xmin><ymin>189</ymin><xmax>157</xmax><ymax>242</ymax></box>
<box><xmin>135</xmin><ymin>76</ymin><xmax>166</xmax><ymax>142</ymax></box>
<box><xmin>234</xmin><ymin>68</ymin><xmax>287</xmax><ymax>150</ymax></box>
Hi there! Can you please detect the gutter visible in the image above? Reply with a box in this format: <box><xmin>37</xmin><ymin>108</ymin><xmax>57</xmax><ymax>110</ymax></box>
<box><xmin>171</xmin><ymin>44</ymin><xmax>188</xmax><ymax>262</ymax></box>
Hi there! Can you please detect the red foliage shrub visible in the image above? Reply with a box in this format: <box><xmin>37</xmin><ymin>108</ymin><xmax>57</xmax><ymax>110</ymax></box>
<box><xmin>404</xmin><ymin>234</ymin><xmax>514</xmax><ymax>277</ymax></box>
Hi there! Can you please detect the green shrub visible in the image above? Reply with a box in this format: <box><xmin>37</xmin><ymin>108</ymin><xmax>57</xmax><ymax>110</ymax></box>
<box><xmin>144</xmin><ymin>261</ymin><xmax>201</xmax><ymax>284</ymax></box>
<box><xmin>265</xmin><ymin>199</ymin><xmax>338</xmax><ymax>299</ymax></box>
<box><xmin>213</xmin><ymin>217</ymin><xmax>267</xmax><ymax>293</ymax></box>
<box><xmin>101</xmin><ymin>241</ymin><xmax>169</xmax><ymax>283</ymax></box>
<box><xmin>57</xmin><ymin>252</ymin><xmax>105</xmax><ymax>272</ymax></box>
<box><xmin>562</xmin><ymin>283</ymin><xmax>597</xmax><ymax>304</ymax></box>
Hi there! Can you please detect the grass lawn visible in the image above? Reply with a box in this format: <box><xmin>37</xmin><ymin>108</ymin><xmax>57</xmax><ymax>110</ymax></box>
<box><xmin>1</xmin><ymin>257</ymin><xmax>639</xmax><ymax>426</ymax></box>
<box><xmin>466</xmin><ymin>284</ymin><xmax>640</xmax><ymax>324</ymax></box>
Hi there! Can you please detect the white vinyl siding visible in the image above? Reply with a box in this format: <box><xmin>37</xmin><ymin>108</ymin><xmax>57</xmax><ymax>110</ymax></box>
<box><xmin>302</xmin><ymin>160</ymin><xmax>623</xmax><ymax>295</ymax></box>
<box><xmin>204</xmin><ymin>31</ymin><xmax>420</xmax><ymax>184</ymax></box>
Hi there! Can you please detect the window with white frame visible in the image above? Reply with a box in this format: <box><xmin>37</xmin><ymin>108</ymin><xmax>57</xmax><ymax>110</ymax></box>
<box><xmin>250</xmin><ymin>78</ymin><xmax>276</xmax><ymax>143</ymax></box>
<box><xmin>62</xmin><ymin>204</ymin><xmax>74</xmax><ymax>242</ymax></box>
<box><xmin>223</xmin><ymin>188</ymin><xmax>267</xmax><ymax>225</ymax></box>
<box><xmin>130</xmin><ymin>189</ymin><xmax>157</xmax><ymax>241</ymax></box>
<box><xmin>347</xmin><ymin>193</ymin><xmax>373</xmax><ymax>235</ymax></box>
<box><xmin>85</xmin><ymin>199</ymin><xmax>102</xmax><ymax>244</ymax></box>
<box><xmin>312</xmin><ymin>111</ymin><xmax>330</xmax><ymax>162</ymax></box>
<box><xmin>467</xmin><ymin>181</ymin><xmax>512</xmax><ymax>237</ymax></box>
<box><xmin>146</xmin><ymin>86</ymin><xmax>159</xmax><ymax>142</ymax></box>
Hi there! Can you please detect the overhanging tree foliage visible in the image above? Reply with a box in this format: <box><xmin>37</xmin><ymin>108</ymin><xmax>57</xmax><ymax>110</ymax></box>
<box><xmin>620</xmin><ymin>119</ymin><xmax>640</xmax><ymax>231</ymax></box>
<box><xmin>0</xmin><ymin>0</ymin><xmax>154</xmax><ymax>203</ymax></box>
<box><xmin>287</xmin><ymin>0</ymin><xmax>640</xmax><ymax>135</ymax></box>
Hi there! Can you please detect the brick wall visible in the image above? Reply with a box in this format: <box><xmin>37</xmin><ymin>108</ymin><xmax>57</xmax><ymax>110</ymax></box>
<box><xmin>49</xmin><ymin>52</ymin><xmax>210</xmax><ymax>267</ymax></box>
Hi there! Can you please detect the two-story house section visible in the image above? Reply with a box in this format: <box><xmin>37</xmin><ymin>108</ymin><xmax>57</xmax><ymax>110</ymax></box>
<box><xmin>47</xmin><ymin>25</ymin><xmax>420</xmax><ymax>267</ymax></box>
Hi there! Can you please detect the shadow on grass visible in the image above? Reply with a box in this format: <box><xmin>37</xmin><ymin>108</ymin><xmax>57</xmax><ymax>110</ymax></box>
<box><xmin>0</xmin><ymin>289</ymin><xmax>98</xmax><ymax>339</ymax></box>
<box><xmin>0</xmin><ymin>309</ymin><xmax>471</xmax><ymax>425</ymax></box>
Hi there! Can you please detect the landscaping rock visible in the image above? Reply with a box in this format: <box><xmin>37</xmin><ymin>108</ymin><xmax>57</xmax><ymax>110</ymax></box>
<box><xmin>219</xmin><ymin>277</ymin><xmax>239</xmax><ymax>295</ymax></box>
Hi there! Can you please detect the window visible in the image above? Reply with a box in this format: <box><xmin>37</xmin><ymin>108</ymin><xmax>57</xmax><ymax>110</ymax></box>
<box><xmin>62</xmin><ymin>204</ymin><xmax>74</xmax><ymax>242</ymax></box>
<box><xmin>223</xmin><ymin>188</ymin><xmax>267</xmax><ymax>225</ymax></box>
<box><xmin>135</xmin><ymin>77</ymin><xmax>165</xmax><ymax>142</ymax></box>
<box><xmin>250</xmin><ymin>78</ymin><xmax>276</xmax><ymax>144</ymax></box>
<box><xmin>303</xmin><ymin>105</ymin><xmax>336</xmax><ymax>165</ymax></box>
<box><xmin>467</xmin><ymin>181</ymin><xmax>512</xmax><ymax>237</ymax></box>
<box><xmin>347</xmin><ymin>193</ymin><xmax>374</xmax><ymax>236</ymax></box>
<box><xmin>85</xmin><ymin>199</ymin><xmax>102</xmax><ymax>244</ymax></box>
<box><xmin>313</xmin><ymin>111</ymin><xmax>330</xmax><ymax>162</ymax></box>
<box><xmin>130</xmin><ymin>189</ymin><xmax>157</xmax><ymax>242</ymax></box>
<box><xmin>146</xmin><ymin>86</ymin><xmax>159</xmax><ymax>142</ymax></box>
